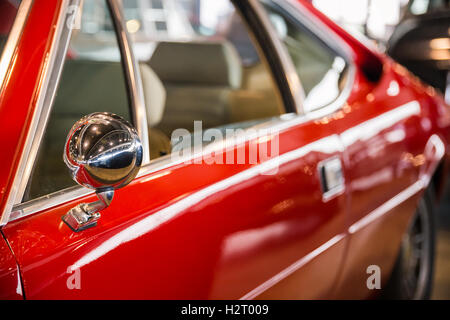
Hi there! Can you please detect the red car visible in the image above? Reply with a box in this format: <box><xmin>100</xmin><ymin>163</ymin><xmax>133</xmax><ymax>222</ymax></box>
<box><xmin>0</xmin><ymin>0</ymin><xmax>449</xmax><ymax>300</ymax></box>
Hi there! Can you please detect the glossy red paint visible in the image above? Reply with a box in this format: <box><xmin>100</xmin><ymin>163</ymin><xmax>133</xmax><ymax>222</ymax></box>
<box><xmin>0</xmin><ymin>233</ymin><xmax>22</xmax><ymax>299</ymax></box>
<box><xmin>0</xmin><ymin>0</ymin><xmax>449</xmax><ymax>299</ymax></box>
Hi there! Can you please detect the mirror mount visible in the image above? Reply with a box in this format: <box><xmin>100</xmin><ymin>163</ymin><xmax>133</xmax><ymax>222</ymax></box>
<box><xmin>61</xmin><ymin>112</ymin><xmax>142</xmax><ymax>232</ymax></box>
<box><xmin>62</xmin><ymin>190</ymin><xmax>114</xmax><ymax>232</ymax></box>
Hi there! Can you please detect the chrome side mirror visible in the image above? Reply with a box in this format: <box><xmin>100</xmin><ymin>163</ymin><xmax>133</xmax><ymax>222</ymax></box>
<box><xmin>62</xmin><ymin>112</ymin><xmax>143</xmax><ymax>232</ymax></box>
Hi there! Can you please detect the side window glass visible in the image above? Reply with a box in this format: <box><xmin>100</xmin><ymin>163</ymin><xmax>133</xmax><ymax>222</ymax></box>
<box><xmin>261</xmin><ymin>1</ymin><xmax>349</xmax><ymax>112</ymax></box>
<box><xmin>22</xmin><ymin>0</ymin><xmax>131</xmax><ymax>202</ymax></box>
<box><xmin>122</xmin><ymin>0</ymin><xmax>285</xmax><ymax>160</ymax></box>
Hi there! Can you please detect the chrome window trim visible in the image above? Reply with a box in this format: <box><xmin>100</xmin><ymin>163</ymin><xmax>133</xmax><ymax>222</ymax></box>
<box><xmin>259</xmin><ymin>0</ymin><xmax>357</xmax><ymax>120</ymax></box>
<box><xmin>11</xmin><ymin>185</ymin><xmax>93</xmax><ymax>222</ymax></box>
<box><xmin>9</xmin><ymin>0</ymin><xmax>358</xmax><ymax>223</ymax></box>
<box><xmin>10</xmin><ymin>113</ymin><xmax>298</xmax><ymax>222</ymax></box>
<box><xmin>108</xmin><ymin>0</ymin><xmax>150</xmax><ymax>164</ymax></box>
<box><xmin>0</xmin><ymin>0</ymin><xmax>33</xmax><ymax>91</ymax></box>
<box><xmin>247</xmin><ymin>0</ymin><xmax>306</xmax><ymax>114</ymax></box>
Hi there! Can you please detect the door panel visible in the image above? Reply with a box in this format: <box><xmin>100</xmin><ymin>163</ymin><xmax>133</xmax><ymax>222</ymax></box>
<box><xmin>3</xmin><ymin>118</ymin><xmax>347</xmax><ymax>299</ymax></box>
<box><xmin>331</xmin><ymin>62</ymin><xmax>438</xmax><ymax>298</ymax></box>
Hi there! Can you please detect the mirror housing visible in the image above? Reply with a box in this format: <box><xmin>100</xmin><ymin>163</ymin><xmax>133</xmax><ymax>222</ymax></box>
<box><xmin>62</xmin><ymin>112</ymin><xmax>143</xmax><ymax>232</ymax></box>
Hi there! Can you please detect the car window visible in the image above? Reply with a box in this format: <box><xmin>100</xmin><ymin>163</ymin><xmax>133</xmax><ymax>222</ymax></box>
<box><xmin>22</xmin><ymin>0</ymin><xmax>132</xmax><ymax>202</ymax></box>
<box><xmin>260</xmin><ymin>0</ymin><xmax>349</xmax><ymax>112</ymax></box>
<box><xmin>121</xmin><ymin>0</ymin><xmax>285</xmax><ymax>160</ymax></box>
<box><xmin>0</xmin><ymin>0</ymin><xmax>22</xmax><ymax>58</ymax></box>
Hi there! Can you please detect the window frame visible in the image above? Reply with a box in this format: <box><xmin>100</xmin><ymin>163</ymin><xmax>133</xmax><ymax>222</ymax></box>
<box><xmin>0</xmin><ymin>0</ymin><xmax>33</xmax><ymax>226</ymax></box>
<box><xmin>259</xmin><ymin>0</ymin><xmax>356</xmax><ymax>118</ymax></box>
<box><xmin>0</xmin><ymin>0</ymin><xmax>31</xmax><ymax>96</ymax></box>
<box><xmin>7</xmin><ymin>0</ymin><xmax>150</xmax><ymax>222</ymax></box>
<box><xmin>234</xmin><ymin>0</ymin><xmax>304</xmax><ymax>114</ymax></box>
<box><xmin>7</xmin><ymin>0</ymin><xmax>357</xmax><ymax>224</ymax></box>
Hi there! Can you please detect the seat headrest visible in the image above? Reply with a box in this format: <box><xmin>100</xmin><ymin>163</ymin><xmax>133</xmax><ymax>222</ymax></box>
<box><xmin>139</xmin><ymin>63</ymin><xmax>166</xmax><ymax>127</ymax></box>
<box><xmin>148</xmin><ymin>41</ymin><xmax>242</xmax><ymax>88</ymax></box>
<box><xmin>54</xmin><ymin>59</ymin><xmax>167</xmax><ymax>128</ymax></box>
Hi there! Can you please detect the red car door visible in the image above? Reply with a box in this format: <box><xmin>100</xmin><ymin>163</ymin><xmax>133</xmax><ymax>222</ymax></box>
<box><xmin>5</xmin><ymin>125</ymin><xmax>349</xmax><ymax>300</ymax></box>
<box><xmin>0</xmin><ymin>0</ymin><xmax>350</xmax><ymax>299</ymax></box>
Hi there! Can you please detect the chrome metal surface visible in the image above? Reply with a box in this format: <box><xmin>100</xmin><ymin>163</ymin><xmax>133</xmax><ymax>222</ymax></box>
<box><xmin>261</xmin><ymin>0</ymin><xmax>356</xmax><ymax>119</ymax></box>
<box><xmin>62</xmin><ymin>112</ymin><xmax>142</xmax><ymax>231</ymax></box>
<box><xmin>248</xmin><ymin>0</ymin><xmax>305</xmax><ymax>114</ymax></box>
<box><xmin>10</xmin><ymin>185</ymin><xmax>93</xmax><ymax>222</ymax></box>
<box><xmin>318</xmin><ymin>156</ymin><xmax>345</xmax><ymax>202</ymax></box>
<box><xmin>64</xmin><ymin>112</ymin><xmax>143</xmax><ymax>190</ymax></box>
<box><xmin>108</xmin><ymin>0</ymin><xmax>150</xmax><ymax>164</ymax></box>
<box><xmin>61</xmin><ymin>190</ymin><xmax>113</xmax><ymax>232</ymax></box>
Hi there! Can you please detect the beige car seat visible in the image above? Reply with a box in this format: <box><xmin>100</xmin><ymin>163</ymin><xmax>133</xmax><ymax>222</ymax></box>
<box><xmin>230</xmin><ymin>63</ymin><xmax>283</xmax><ymax>123</ymax></box>
<box><xmin>147</xmin><ymin>40</ymin><xmax>243</xmax><ymax>136</ymax></box>
<box><xmin>138</xmin><ymin>63</ymin><xmax>171</xmax><ymax>159</ymax></box>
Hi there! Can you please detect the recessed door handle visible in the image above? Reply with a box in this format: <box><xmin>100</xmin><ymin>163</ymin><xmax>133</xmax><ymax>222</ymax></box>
<box><xmin>318</xmin><ymin>157</ymin><xmax>345</xmax><ymax>202</ymax></box>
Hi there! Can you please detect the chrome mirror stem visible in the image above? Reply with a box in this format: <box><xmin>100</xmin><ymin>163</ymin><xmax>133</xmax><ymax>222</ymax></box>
<box><xmin>84</xmin><ymin>190</ymin><xmax>114</xmax><ymax>214</ymax></box>
<box><xmin>62</xmin><ymin>190</ymin><xmax>114</xmax><ymax>232</ymax></box>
